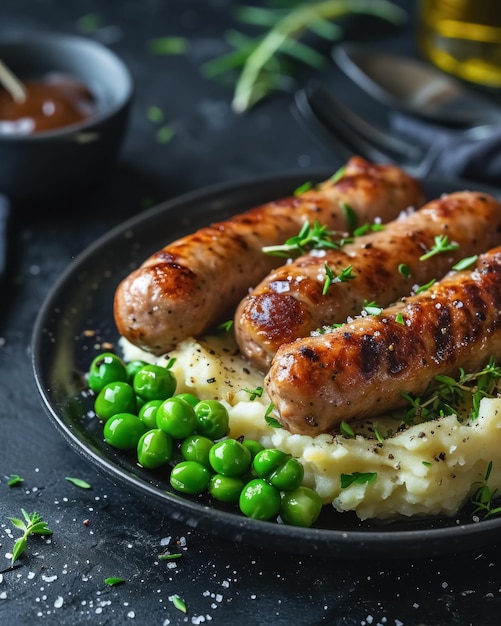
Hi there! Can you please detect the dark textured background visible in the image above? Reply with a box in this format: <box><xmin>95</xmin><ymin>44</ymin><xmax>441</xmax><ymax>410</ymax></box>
<box><xmin>1</xmin><ymin>1</ymin><xmax>501</xmax><ymax>624</ymax></box>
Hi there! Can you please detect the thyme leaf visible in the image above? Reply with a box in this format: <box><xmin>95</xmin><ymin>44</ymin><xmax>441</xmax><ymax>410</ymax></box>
<box><xmin>419</xmin><ymin>235</ymin><xmax>459</xmax><ymax>261</ymax></box>
<box><xmin>8</xmin><ymin>509</ymin><xmax>52</xmax><ymax>566</ymax></box>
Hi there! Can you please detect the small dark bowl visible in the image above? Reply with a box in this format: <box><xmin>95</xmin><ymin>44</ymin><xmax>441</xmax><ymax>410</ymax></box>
<box><xmin>0</xmin><ymin>32</ymin><xmax>133</xmax><ymax>201</ymax></box>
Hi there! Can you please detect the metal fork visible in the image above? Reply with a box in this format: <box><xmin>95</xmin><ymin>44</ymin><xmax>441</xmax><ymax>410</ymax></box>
<box><xmin>292</xmin><ymin>81</ymin><xmax>488</xmax><ymax>178</ymax></box>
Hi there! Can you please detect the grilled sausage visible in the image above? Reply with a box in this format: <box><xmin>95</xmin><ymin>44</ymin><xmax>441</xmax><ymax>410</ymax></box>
<box><xmin>265</xmin><ymin>246</ymin><xmax>501</xmax><ymax>436</ymax></box>
<box><xmin>114</xmin><ymin>157</ymin><xmax>424</xmax><ymax>354</ymax></box>
<box><xmin>235</xmin><ymin>191</ymin><xmax>501</xmax><ymax>371</ymax></box>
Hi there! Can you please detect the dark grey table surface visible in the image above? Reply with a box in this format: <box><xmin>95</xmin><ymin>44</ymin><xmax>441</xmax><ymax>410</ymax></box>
<box><xmin>2</xmin><ymin>1</ymin><xmax>501</xmax><ymax>625</ymax></box>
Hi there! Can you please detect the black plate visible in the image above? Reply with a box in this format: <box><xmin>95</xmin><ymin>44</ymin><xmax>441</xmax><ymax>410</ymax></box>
<box><xmin>32</xmin><ymin>169</ymin><xmax>501</xmax><ymax>559</ymax></box>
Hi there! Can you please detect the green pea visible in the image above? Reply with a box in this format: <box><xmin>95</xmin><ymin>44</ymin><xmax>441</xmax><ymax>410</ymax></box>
<box><xmin>133</xmin><ymin>364</ymin><xmax>176</xmax><ymax>401</ymax></box>
<box><xmin>175</xmin><ymin>392</ymin><xmax>200</xmax><ymax>408</ymax></box>
<box><xmin>253</xmin><ymin>448</ymin><xmax>304</xmax><ymax>491</ymax></box>
<box><xmin>170</xmin><ymin>461</ymin><xmax>211</xmax><ymax>495</ymax></box>
<box><xmin>279</xmin><ymin>486</ymin><xmax>323</xmax><ymax>527</ymax></box>
<box><xmin>88</xmin><ymin>352</ymin><xmax>128</xmax><ymax>393</ymax></box>
<box><xmin>209</xmin><ymin>439</ymin><xmax>251</xmax><ymax>477</ymax></box>
<box><xmin>126</xmin><ymin>359</ymin><xmax>148</xmax><ymax>382</ymax></box>
<box><xmin>194</xmin><ymin>400</ymin><xmax>229</xmax><ymax>440</ymax></box>
<box><xmin>138</xmin><ymin>400</ymin><xmax>163</xmax><ymax>430</ymax></box>
<box><xmin>208</xmin><ymin>474</ymin><xmax>244</xmax><ymax>503</ymax></box>
<box><xmin>241</xmin><ymin>439</ymin><xmax>264</xmax><ymax>459</ymax></box>
<box><xmin>103</xmin><ymin>413</ymin><xmax>145</xmax><ymax>450</ymax></box>
<box><xmin>181</xmin><ymin>434</ymin><xmax>214</xmax><ymax>468</ymax></box>
<box><xmin>137</xmin><ymin>429</ymin><xmax>173</xmax><ymax>469</ymax></box>
<box><xmin>94</xmin><ymin>381</ymin><xmax>137</xmax><ymax>422</ymax></box>
<box><xmin>239</xmin><ymin>479</ymin><xmax>281</xmax><ymax>521</ymax></box>
<box><xmin>156</xmin><ymin>397</ymin><xmax>197</xmax><ymax>439</ymax></box>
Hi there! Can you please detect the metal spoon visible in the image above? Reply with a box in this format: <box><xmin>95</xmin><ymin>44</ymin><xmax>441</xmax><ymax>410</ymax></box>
<box><xmin>333</xmin><ymin>44</ymin><xmax>501</xmax><ymax>127</ymax></box>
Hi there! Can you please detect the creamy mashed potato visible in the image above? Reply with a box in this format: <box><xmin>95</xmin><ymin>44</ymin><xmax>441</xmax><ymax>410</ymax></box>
<box><xmin>119</xmin><ymin>334</ymin><xmax>501</xmax><ymax>521</ymax></box>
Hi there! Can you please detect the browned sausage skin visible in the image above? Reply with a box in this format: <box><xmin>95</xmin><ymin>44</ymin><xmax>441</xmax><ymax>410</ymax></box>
<box><xmin>265</xmin><ymin>246</ymin><xmax>501</xmax><ymax>436</ymax></box>
<box><xmin>114</xmin><ymin>157</ymin><xmax>424</xmax><ymax>354</ymax></box>
<box><xmin>235</xmin><ymin>191</ymin><xmax>501</xmax><ymax>372</ymax></box>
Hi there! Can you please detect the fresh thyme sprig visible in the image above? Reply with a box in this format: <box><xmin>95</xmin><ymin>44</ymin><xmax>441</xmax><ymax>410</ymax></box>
<box><xmin>400</xmin><ymin>357</ymin><xmax>501</xmax><ymax>424</ymax></box>
<box><xmin>322</xmin><ymin>263</ymin><xmax>356</xmax><ymax>294</ymax></box>
<box><xmin>262</xmin><ymin>219</ymin><xmax>348</xmax><ymax>257</ymax></box>
<box><xmin>471</xmin><ymin>462</ymin><xmax>501</xmax><ymax>519</ymax></box>
<box><xmin>419</xmin><ymin>235</ymin><xmax>459</xmax><ymax>261</ymax></box>
<box><xmin>8</xmin><ymin>509</ymin><xmax>52</xmax><ymax>566</ymax></box>
<box><xmin>202</xmin><ymin>0</ymin><xmax>407</xmax><ymax>112</ymax></box>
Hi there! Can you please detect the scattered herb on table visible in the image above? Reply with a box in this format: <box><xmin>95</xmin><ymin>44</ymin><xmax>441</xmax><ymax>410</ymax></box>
<box><xmin>146</xmin><ymin>36</ymin><xmax>188</xmax><ymax>55</ymax></box>
<box><xmin>171</xmin><ymin>594</ymin><xmax>187</xmax><ymax>613</ymax></box>
<box><xmin>158</xmin><ymin>552</ymin><xmax>183</xmax><ymax>561</ymax></box>
<box><xmin>105</xmin><ymin>577</ymin><xmax>125</xmax><ymax>586</ymax></box>
<box><xmin>65</xmin><ymin>476</ymin><xmax>92</xmax><ymax>489</ymax></box>
<box><xmin>8</xmin><ymin>509</ymin><xmax>52</xmax><ymax>566</ymax></box>
<box><xmin>201</xmin><ymin>0</ymin><xmax>407</xmax><ymax>112</ymax></box>
<box><xmin>7</xmin><ymin>474</ymin><xmax>24</xmax><ymax>487</ymax></box>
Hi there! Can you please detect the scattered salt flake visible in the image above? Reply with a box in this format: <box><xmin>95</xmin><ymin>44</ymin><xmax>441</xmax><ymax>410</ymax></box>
<box><xmin>27</xmin><ymin>571</ymin><xmax>35</xmax><ymax>580</ymax></box>
<box><xmin>127</xmin><ymin>610</ymin><xmax>135</xmax><ymax>618</ymax></box>
<box><xmin>54</xmin><ymin>596</ymin><xmax>63</xmax><ymax>609</ymax></box>
<box><xmin>42</xmin><ymin>575</ymin><xmax>58</xmax><ymax>583</ymax></box>
<box><xmin>0</xmin><ymin>591</ymin><xmax>6</xmax><ymax>599</ymax></box>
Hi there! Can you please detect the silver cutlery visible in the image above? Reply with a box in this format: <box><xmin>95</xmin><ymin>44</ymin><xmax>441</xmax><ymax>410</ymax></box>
<box><xmin>292</xmin><ymin>82</ymin><xmax>492</xmax><ymax>178</ymax></box>
<box><xmin>333</xmin><ymin>44</ymin><xmax>501</xmax><ymax>127</ymax></box>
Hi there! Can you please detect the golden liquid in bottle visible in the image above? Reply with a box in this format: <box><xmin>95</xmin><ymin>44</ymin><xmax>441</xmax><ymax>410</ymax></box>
<box><xmin>418</xmin><ymin>0</ymin><xmax>501</xmax><ymax>87</ymax></box>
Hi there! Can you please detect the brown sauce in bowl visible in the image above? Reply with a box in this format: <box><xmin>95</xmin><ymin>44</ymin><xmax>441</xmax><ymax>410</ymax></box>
<box><xmin>0</xmin><ymin>74</ymin><xmax>96</xmax><ymax>136</ymax></box>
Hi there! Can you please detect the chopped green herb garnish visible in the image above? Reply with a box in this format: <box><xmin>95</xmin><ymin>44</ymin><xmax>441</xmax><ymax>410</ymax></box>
<box><xmin>362</xmin><ymin>300</ymin><xmax>383</xmax><ymax>316</ymax></box>
<box><xmin>76</xmin><ymin>13</ymin><xmax>103</xmax><ymax>34</ymax></box>
<box><xmin>8</xmin><ymin>509</ymin><xmax>52</xmax><ymax>566</ymax></box>
<box><xmin>353</xmin><ymin>222</ymin><xmax>385</xmax><ymax>237</ymax></box>
<box><xmin>7</xmin><ymin>474</ymin><xmax>23</xmax><ymax>487</ymax></box>
<box><xmin>293</xmin><ymin>181</ymin><xmax>313</xmax><ymax>196</ymax></box>
<box><xmin>105</xmin><ymin>577</ymin><xmax>125</xmax><ymax>586</ymax></box>
<box><xmin>340</xmin><ymin>472</ymin><xmax>377</xmax><ymax>489</ymax></box>
<box><xmin>158</xmin><ymin>552</ymin><xmax>183</xmax><ymax>560</ymax></box>
<box><xmin>341</xmin><ymin>201</ymin><xmax>358</xmax><ymax>234</ymax></box>
<box><xmin>165</xmin><ymin>357</ymin><xmax>177</xmax><ymax>369</ymax></box>
<box><xmin>340</xmin><ymin>421</ymin><xmax>355</xmax><ymax>438</ymax></box>
<box><xmin>218</xmin><ymin>319</ymin><xmax>234</xmax><ymax>332</ymax></box>
<box><xmin>422</xmin><ymin>461</ymin><xmax>433</xmax><ymax>467</ymax></box>
<box><xmin>147</xmin><ymin>37</ymin><xmax>188</xmax><ymax>55</ymax></box>
<box><xmin>323</xmin><ymin>264</ymin><xmax>356</xmax><ymax>295</ymax></box>
<box><xmin>243</xmin><ymin>386</ymin><xmax>264</xmax><ymax>400</ymax></box>
<box><xmin>395</xmin><ymin>312</ymin><xmax>405</xmax><ymax>325</ymax></box>
<box><xmin>264</xmin><ymin>403</ymin><xmax>282</xmax><ymax>428</ymax></box>
<box><xmin>171</xmin><ymin>594</ymin><xmax>187</xmax><ymax>613</ymax></box>
<box><xmin>328</xmin><ymin>165</ymin><xmax>346</xmax><ymax>185</ymax></box>
<box><xmin>419</xmin><ymin>235</ymin><xmax>459</xmax><ymax>261</ymax></box>
<box><xmin>452</xmin><ymin>255</ymin><xmax>478</xmax><ymax>271</ymax></box>
<box><xmin>398</xmin><ymin>263</ymin><xmax>411</xmax><ymax>278</ymax></box>
<box><xmin>147</xmin><ymin>106</ymin><xmax>164</xmax><ymax>124</ymax></box>
<box><xmin>373</xmin><ymin>427</ymin><xmax>384</xmax><ymax>443</ymax></box>
<box><xmin>263</xmin><ymin>220</ymin><xmax>347</xmax><ymax>257</ymax></box>
<box><xmin>414</xmin><ymin>278</ymin><xmax>436</xmax><ymax>295</ymax></box>
<box><xmin>156</xmin><ymin>124</ymin><xmax>175</xmax><ymax>144</ymax></box>
<box><xmin>65</xmin><ymin>477</ymin><xmax>91</xmax><ymax>489</ymax></box>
